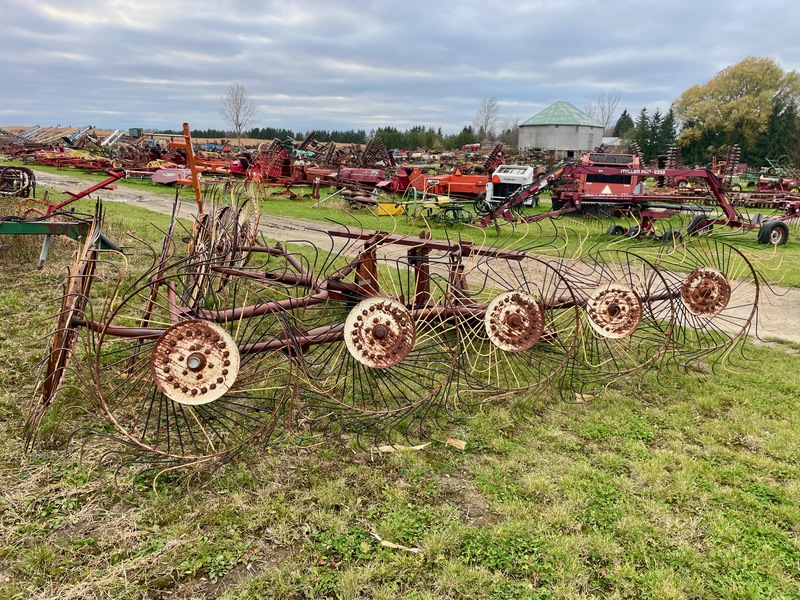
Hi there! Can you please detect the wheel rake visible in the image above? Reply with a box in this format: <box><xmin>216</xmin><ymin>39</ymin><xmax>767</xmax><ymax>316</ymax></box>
<box><xmin>25</xmin><ymin>219</ymin><xmax>103</xmax><ymax>448</ymax></box>
<box><xmin>88</xmin><ymin>257</ymin><xmax>299</xmax><ymax>463</ymax></box>
<box><xmin>554</xmin><ymin>249</ymin><xmax>677</xmax><ymax>398</ymax></box>
<box><xmin>27</xmin><ymin>211</ymin><xmax>764</xmax><ymax>470</ymax></box>
<box><xmin>451</xmin><ymin>253</ymin><xmax>581</xmax><ymax>401</ymax></box>
<box><xmin>627</xmin><ymin>237</ymin><xmax>760</xmax><ymax>368</ymax></box>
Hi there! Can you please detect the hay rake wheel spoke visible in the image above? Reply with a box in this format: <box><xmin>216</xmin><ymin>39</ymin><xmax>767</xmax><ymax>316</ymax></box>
<box><xmin>455</xmin><ymin>255</ymin><xmax>581</xmax><ymax>396</ymax></box>
<box><xmin>640</xmin><ymin>238</ymin><xmax>760</xmax><ymax>364</ymax></box>
<box><xmin>560</xmin><ymin>250</ymin><xmax>676</xmax><ymax>395</ymax></box>
<box><xmin>289</xmin><ymin>253</ymin><xmax>459</xmax><ymax>441</ymax></box>
<box><xmin>191</xmin><ymin>184</ymin><xmax>261</xmax><ymax>271</ymax></box>
<box><xmin>26</xmin><ymin>230</ymin><xmax>103</xmax><ymax>447</ymax></box>
<box><xmin>91</xmin><ymin>264</ymin><xmax>297</xmax><ymax>461</ymax></box>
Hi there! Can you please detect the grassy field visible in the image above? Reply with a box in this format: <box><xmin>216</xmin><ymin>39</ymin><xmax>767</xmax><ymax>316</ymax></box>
<box><xmin>2</xmin><ymin>168</ymin><xmax>800</xmax><ymax>598</ymax></box>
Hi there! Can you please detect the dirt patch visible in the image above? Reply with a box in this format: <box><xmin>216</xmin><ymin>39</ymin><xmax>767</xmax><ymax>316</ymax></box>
<box><xmin>437</xmin><ymin>472</ymin><xmax>498</xmax><ymax>526</ymax></box>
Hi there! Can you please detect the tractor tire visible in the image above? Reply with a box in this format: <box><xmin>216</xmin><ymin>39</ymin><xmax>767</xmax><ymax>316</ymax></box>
<box><xmin>731</xmin><ymin>184</ymin><xmax>742</xmax><ymax>192</ymax></box>
<box><xmin>790</xmin><ymin>186</ymin><xmax>799</xmax><ymax>194</ymax></box>
<box><xmin>757</xmin><ymin>220</ymin><xmax>789</xmax><ymax>245</ymax></box>
<box><xmin>473</xmin><ymin>192</ymin><xmax>492</xmax><ymax>216</ymax></box>
<box><xmin>625</xmin><ymin>226</ymin><xmax>641</xmax><ymax>238</ymax></box>
<box><xmin>661</xmin><ymin>229</ymin><xmax>683</xmax><ymax>244</ymax></box>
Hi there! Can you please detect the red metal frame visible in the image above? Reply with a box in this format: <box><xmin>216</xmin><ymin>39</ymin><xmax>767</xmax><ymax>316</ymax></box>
<box><xmin>17</xmin><ymin>171</ymin><xmax>125</xmax><ymax>218</ymax></box>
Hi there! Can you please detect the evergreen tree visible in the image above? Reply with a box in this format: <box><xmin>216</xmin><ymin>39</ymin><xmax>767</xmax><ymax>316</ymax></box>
<box><xmin>658</xmin><ymin>108</ymin><xmax>677</xmax><ymax>152</ymax></box>
<box><xmin>752</xmin><ymin>95</ymin><xmax>799</xmax><ymax>165</ymax></box>
<box><xmin>613</xmin><ymin>109</ymin><xmax>634</xmax><ymax>138</ymax></box>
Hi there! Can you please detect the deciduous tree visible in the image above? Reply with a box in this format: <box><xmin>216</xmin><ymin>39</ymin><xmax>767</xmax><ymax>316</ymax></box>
<box><xmin>219</xmin><ymin>83</ymin><xmax>257</xmax><ymax>148</ymax></box>
<box><xmin>472</xmin><ymin>97</ymin><xmax>500</xmax><ymax>139</ymax></box>
<box><xmin>585</xmin><ymin>89</ymin><xmax>622</xmax><ymax>133</ymax></box>
<box><xmin>497</xmin><ymin>115</ymin><xmax>521</xmax><ymax>148</ymax></box>
<box><xmin>673</xmin><ymin>56</ymin><xmax>800</xmax><ymax>162</ymax></box>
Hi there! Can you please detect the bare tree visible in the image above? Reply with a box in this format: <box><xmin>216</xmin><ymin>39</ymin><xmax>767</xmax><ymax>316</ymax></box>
<box><xmin>497</xmin><ymin>115</ymin><xmax>522</xmax><ymax>148</ymax></box>
<box><xmin>472</xmin><ymin>97</ymin><xmax>501</xmax><ymax>139</ymax></box>
<box><xmin>585</xmin><ymin>89</ymin><xmax>622</xmax><ymax>134</ymax></box>
<box><xmin>219</xmin><ymin>83</ymin><xmax>257</xmax><ymax>148</ymax></box>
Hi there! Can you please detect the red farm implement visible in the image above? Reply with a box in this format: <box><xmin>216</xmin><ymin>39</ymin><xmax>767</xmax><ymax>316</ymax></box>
<box><xmin>478</xmin><ymin>152</ymin><xmax>800</xmax><ymax>245</ymax></box>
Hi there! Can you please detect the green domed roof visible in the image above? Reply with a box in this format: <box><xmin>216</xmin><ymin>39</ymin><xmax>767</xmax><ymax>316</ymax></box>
<box><xmin>521</xmin><ymin>101</ymin><xmax>603</xmax><ymax>127</ymax></box>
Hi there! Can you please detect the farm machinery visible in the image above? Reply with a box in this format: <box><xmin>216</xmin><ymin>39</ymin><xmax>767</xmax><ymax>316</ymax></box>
<box><xmin>0</xmin><ymin>167</ymin><xmax>123</xmax><ymax>266</ymax></box>
<box><xmin>477</xmin><ymin>151</ymin><xmax>800</xmax><ymax>245</ymax></box>
<box><xmin>23</xmin><ymin>126</ymin><xmax>762</xmax><ymax>472</ymax></box>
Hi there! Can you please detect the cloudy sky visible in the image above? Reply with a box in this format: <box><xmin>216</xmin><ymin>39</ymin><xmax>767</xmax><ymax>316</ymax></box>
<box><xmin>2</xmin><ymin>0</ymin><xmax>799</xmax><ymax>135</ymax></box>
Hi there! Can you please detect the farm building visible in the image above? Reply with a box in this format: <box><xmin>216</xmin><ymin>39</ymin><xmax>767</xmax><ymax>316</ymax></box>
<box><xmin>518</xmin><ymin>101</ymin><xmax>604</xmax><ymax>156</ymax></box>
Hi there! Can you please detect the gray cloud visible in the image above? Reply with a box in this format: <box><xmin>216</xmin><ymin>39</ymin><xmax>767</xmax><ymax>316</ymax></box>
<box><xmin>2</xmin><ymin>0</ymin><xmax>799</xmax><ymax>133</ymax></box>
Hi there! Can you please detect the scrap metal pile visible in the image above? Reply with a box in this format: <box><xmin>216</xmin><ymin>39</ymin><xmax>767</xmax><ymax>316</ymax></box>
<box><xmin>25</xmin><ymin>198</ymin><xmax>759</xmax><ymax>470</ymax></box>
<box><xmin>2</xmin><ymin>122</ymin><xmax>508</xmax><ymax>207</ymax></box>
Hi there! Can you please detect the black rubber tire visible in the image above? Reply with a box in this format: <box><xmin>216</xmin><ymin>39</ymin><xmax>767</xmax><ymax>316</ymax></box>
<box><xmin>625</xmin><ymin>226</ymin><xmax>640</xmax><ymax>238</ymax></box>
<box><xmin>686</xmin><ymin>215</ymin><xmax>710</xmax><ymax>236</ymax></box>
<box><xmin>473</xmin><ymin>192</ymin><xmax>492</xmax><ymax>216</ymax></box>
<box><xmin>661</xmin><ymin>229</ymin><xmax>683</xmax><ymax>243</ymax></box>
<box><xmin>676</xmin><ymin>179</ymin><xmax>689</xmax><ymax>188</ymax></box>
<box><xmin>607</xmin><ymin>224</ymin><xmax>626</xmax><ymax>236</ymax></box>
<box><xmin>757</xmin><ymin>220</ymin><xmax>789</xmax><ymax>245</ymax></box>
<box><xmin>731</xmin><ymin>184</ymin><xmax>742</xmax><ymax>192</ymax></box>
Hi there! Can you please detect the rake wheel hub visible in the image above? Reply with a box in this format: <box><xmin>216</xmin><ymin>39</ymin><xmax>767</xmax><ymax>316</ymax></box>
<box><xmin>344</xmin><ymin>298</ymin><xmax>415</xmax><ymax>368</ymax></box>
<box><xmin>681</xmin><ymin>267</ymin><xmax>731</xmax><ymax>316</ymax></box>
<box><xmin>150</xmin><ymin>320</ymin><xmax>240</xmax><ymax>405</ymax></box>
<box><xmin>484</xmin><ymin>291</ymin><xmax>544</xmax><ymax>352</ymax></box>
<box><xmin>586</xmin><ymin>282</ymin><xmax>642</xmax><ymax>339</ymax></box>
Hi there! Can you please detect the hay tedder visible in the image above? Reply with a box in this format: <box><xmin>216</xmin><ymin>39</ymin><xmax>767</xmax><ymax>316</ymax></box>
<box><xmin>24</xmin><ymin>126</ymin><xmax>762</xmax><ymax>470</ymax></box>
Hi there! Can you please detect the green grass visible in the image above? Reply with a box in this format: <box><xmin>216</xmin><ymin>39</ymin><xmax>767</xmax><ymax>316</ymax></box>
<box><xmin>3</xmin><ymin>164</ymin><xmax>800</xmax><ymax>598</ymax></box>
<box><xmin>3</xmin><ymin>338</ymin><xmax>800</xmax><ymax>597</ymax></box>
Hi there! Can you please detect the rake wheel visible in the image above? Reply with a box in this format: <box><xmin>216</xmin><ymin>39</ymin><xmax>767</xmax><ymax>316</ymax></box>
<box><xmin>26</xmin><ymin>233</ymin><xmax>101</xmax><ymax>447</ymax></box>
<box><xmin>641</xmin><ymin>238</ymin><xmax>759</xmax><ymax>363</ymax></box>
<box><xmin>90</xmin><ymin>261</ymin><xmax>297</xmax><ymax>461</ymax></box>
<box><xmin>455</xmin><ymin>255</ymin><xmax>580</xmax><ymax>395</ymax></box>
<box><xmin>560</xmin><ymin>250</ymin><xmax>676</xmax><ymax>395</ymax></box>
<box><xmin>288</xmin><ymin>253</ymin><xmax>459</xmax><ymax>438</ymax></box>
<box><xmin>190</xmin><ymin>194</ymin><xmax>260</xmax><ymax>269</ymax></box>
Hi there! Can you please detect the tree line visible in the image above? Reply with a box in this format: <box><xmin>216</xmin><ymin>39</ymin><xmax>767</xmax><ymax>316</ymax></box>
<box><xmin>159</xmin><ymin>127</ymin><xmax>369</xmax><ymax>144</ymax></box>
<box><xmin>165</xmin><ymin>124</ymin><xmax>509</xmax><ymax>151</ymax></box>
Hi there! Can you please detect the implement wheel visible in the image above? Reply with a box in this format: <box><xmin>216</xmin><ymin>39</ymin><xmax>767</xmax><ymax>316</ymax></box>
<box><xmin>606</xmin><ymin>224</ymin><xmax>625</xmax><ymax>236</ymax></box>
<box><xmin>92</xmin><ymin>261</ymin><xmax>296</xmax><ymax>462</ymax></box>
<box><xmin>757</xmin><ymin>220</ymin><xmax>789</xmax><ymax>245</ymax></box>
<box><xmin>473</xmin><ymin>192</ymin><xmax>492</xmax><ymax>216</ymax></box>
<box><xmin>686</xmin><ymin>215</ymin><xmax>712</xmax><ymax>236</ymax></box>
